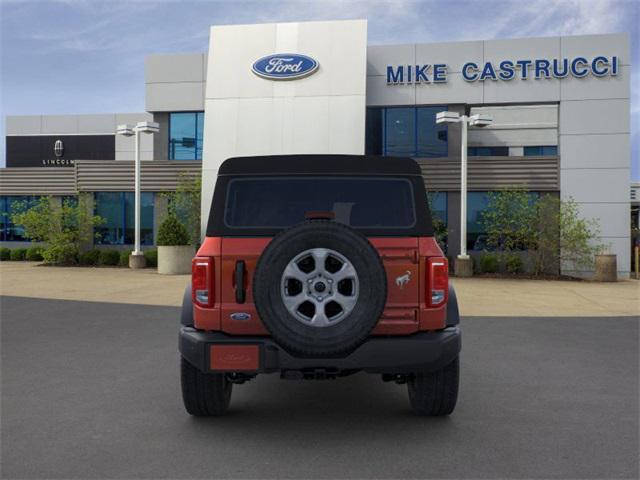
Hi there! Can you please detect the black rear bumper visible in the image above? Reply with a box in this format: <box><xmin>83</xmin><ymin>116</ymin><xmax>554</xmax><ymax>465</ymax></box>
<box><xmin>179</xmin><ymin>326</ymin><xmax>461</xmax><ymax>375</ymax></box>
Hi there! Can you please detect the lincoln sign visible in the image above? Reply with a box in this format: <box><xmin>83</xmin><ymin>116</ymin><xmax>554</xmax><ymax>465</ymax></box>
<box><xmin>386</xmin><ymin>55</ymin><xmax>620</xmax><ymax>84</ymax></box>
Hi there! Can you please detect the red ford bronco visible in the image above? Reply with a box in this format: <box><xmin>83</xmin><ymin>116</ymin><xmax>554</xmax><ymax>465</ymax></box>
<box><xmin>179</xmin><ymin>155</ymin><xmax>461</xmax><ymax>416</ymax></box>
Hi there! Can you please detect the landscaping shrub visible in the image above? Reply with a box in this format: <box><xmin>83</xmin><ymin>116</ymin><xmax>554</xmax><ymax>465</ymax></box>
<box><xmin>119</xmin><ymin>250</ymin><xmax>130</xmax><ymax>267</ymax></box>
<box><xmin>157</xmin><ymin>214</ymin><xmax>189</xmax><ymax>246</ymax></box>
<box><xmin>99</xmin><ymin>249</ymin><xmax>120</xmax><ymax>266</ymax></box>
<box><xmin>11</xmin><ymin>195</ymin><xmax>103</xmax><ymax>265</ymax></box>
<box><xmin>144</xmin><ymin>249</ymin><xmax>158</xmax><ymax>268</ymax></box>
<box><xmin>79</xmin><ymin>249</ymin><xmax>101</xmax><ymax>266</ymax></box>
<box><xmin>10</xmin><ymin>248</ymin><xmax>27</xmax><ymax>261</ymax></box>
<box><xmin>0</xmin><ymin>248</ymin><xmax>10</xmax><ymax>261</ymax></box>
<box><xmin>25</xmin><ymin>246</ymin><xmax>44</xmax><ymax>261</ymax></box>
<box><xmin>43</xmin><ymin>244</ymin><xmax>78</xmax><ymax>265</ymax></box>
<box><xmin>505</xmin><ymin>254</ymin><xmax>524</xmax><ymax>274</ymax></box>
<box><xmin>479</xmin><ymin>254</ymin><xmax>499</xmax><ymax>273</ymax></box>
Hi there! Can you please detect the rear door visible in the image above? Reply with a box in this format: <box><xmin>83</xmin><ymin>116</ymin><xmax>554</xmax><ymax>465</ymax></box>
<box><xmin>219</xmin><ymin>238</ymin><xmax>270</xmax><ymax>335</ymax></box>
<box><xmin>370</xmin><ymin>237</ymin><xmax>421</xmax><ymax>335</ymax></box>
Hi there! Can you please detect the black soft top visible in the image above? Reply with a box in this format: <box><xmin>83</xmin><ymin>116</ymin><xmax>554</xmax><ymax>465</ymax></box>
<box><xmin>207</xmin><ymin>155</ymin><xmax>433</xmax><ymax>238</ymax></box>
<box><xmin>218</xmin><ymin>155</ymin><xmax>423</xmax><ymax>177</ymax></box>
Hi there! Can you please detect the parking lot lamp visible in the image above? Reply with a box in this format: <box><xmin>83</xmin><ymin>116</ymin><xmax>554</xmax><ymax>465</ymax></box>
<box><xmin>436</xmin><ymin>111</ymin><xmax>492</xmax><ymax>276</ymax></box>
<box><xmin>116</xmin><ymin>121</ymin><xmax>159</xmax><ymax>268</ymax></box>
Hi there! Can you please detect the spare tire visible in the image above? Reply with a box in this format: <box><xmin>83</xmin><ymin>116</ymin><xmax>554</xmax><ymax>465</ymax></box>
<box><xmin>253</xmin><ymin>220</ymin><xmax>387</xmax><ymax>357</ymax></box>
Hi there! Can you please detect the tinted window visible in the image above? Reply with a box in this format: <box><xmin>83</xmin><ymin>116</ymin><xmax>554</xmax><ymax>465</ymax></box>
<box><xmin>225</xmin><ymin>177</ymin><xmax>415</xmax><ymax>229</ymax></box>
<box><xmin>468</xmin><ymin>146</ymin><xmax>509</xmax><ymax>156</ymax></box>
<box><xmin>169</xmin><ymin>112</ymin><xmax>204</xmax><ymax>160</ymax></box>
<box><xmin>365</xmin><ymin>107</ymin><xmax>448</xmax><ymax>158</ymax></box>
<box><xmin>524</xmin><ymin>145</ymin><xmax>558</xmax><ymax>156</ymax></box>
<box><xmin>95</xmin><ymin>192</ymin><xmax>154</xmax><ymax>245</ymax></box>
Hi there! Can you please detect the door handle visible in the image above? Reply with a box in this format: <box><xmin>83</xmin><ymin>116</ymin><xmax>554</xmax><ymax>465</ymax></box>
<box><xmin>235</xmin><ymin>260</ymin><xmax>246</xmax><ymax>304</ymax></box>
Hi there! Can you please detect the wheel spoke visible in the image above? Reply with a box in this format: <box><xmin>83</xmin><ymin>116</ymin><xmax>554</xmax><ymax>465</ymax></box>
<box><xmin>310</xmin><ymin>248</ymin><xmax>329</xmax><ymax>273</ymax></box>
<box><xmin>310</xmin><ymin>307</ymin><xmax>331</xmax><ymax>327</ymax></box>
<box><xmin>282</xmin><ymin>262</ymin><xmax>307</xmax><ymax>282</ymax></box>
<box><xmin>333</xmin><ymin>292</ymin><xmax>358</xmax><ymax>312</ymax></box>
<box><xmin>332</xmin><ymin>262</ymin><xmax>357</xmax><ymax>282</ymax></box>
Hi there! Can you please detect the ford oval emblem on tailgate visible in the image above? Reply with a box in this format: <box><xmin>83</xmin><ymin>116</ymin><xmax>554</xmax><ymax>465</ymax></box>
<box><xmin>251</xmin><ymin>53</ymin><xmax>319</xmax><ymax>80</ymax></box>
<box><xmin>230</xmin><ymin>312</ymin><xmax>251</xmax><ymax>321</ymax></box>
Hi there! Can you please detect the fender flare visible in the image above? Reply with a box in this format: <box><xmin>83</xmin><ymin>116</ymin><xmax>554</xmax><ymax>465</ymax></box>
<box><xmin>181</xmin><ymin>284</ymin><xmax>194</xmax><ymax>327</ymax></box>
<box><xmin>446</xmin><ymin>281</ymin><xmax>460</xmax><ymax>326</ymax></box>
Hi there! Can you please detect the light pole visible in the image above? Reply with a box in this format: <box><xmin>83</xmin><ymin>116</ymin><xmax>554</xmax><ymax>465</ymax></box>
<box><xmin>436</xmin><ymin>111</ymin><xmax>492</xmax><ymax>276</ymax></box>
<box><xmin>116</xmin><ymin>121</ymin><xmax>159</xmax><ymax>268</ymax></box>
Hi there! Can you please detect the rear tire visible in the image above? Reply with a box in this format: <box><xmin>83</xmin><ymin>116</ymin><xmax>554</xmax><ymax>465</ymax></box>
<box><xmin>181</xmin><ymin>357</ymin><xmax>232</xmax><ymax>416</ymax></box>
<box><xmin>407</xmin><ymin>357</ymin><xmax>459</xmax><ymax>416</ymax></box>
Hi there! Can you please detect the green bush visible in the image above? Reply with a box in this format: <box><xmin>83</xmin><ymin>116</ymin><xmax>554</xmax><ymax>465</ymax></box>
<box><xmin>25</xmin><ymin>246</ymin><xmax>44</xmax><ymax>261</ymax></box>
<box><xmin>43</xmin><ymin>244</ymin><xmax>78</xmax><ymax>265</ymax></box>
<box><xmin>99</xmin><ymin>249</ymin><xmax>120</xmax><ymax>266</ymax></box>
<box><xmin>10</xmin><ymin>195</ymin><xmax>103</xmax><ymax>265</ymax></box>
<box><xmin>157</xmin><ymin>214</ymin><xmax>189</xmax><ymax>246</ymax></box>
<box><xmin>0</xmin><ymin>248</ymin><xmax>10</xmax><ymax>261</ymax></box>
<box><xmin>505</xmin><ymin>254</ymin><xmax>524</xmax><ymax>274</ymax></box>
<box><xmin>144</xmin><ymin>249</ymin><xmax>158</xmax><ymax>268</ymax></box>
<box><xmin>79</xmin><ymin>249</ymin><xmax>101</xmax><ymax>266</ymax></box>
<box><xmin>479</xmin><ymin>254</ymin><xmax>499</xmax><ymax>273</ymax></box>
<box><xmin>119</xmin><ymin>251</ymin><xmax>130</xmax><ymax>267</ymax></box>
<box><xmin>10</xmin><ymin>248</ymin><xmax>27</xmax><ymax>261</ymax></box>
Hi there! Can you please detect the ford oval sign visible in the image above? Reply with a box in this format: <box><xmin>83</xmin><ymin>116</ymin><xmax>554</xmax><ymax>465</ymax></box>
<box><xmin>252</xmin><ymin>53</ymin><xmax>319</xmax><ymax>80</ymax></box>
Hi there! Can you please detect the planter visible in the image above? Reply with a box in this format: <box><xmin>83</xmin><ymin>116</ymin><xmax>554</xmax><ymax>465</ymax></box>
<box><xmin>594</xmin><ymin>254</ymin><xmax>617</xmax><ymax>282</ymax></box>
<box><xmin>157</xmin><ymin>245</ymin><xmax>194</xmax><ymax>275</ymax></box>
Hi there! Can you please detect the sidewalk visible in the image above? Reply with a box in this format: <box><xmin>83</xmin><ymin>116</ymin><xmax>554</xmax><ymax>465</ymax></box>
<box><xmin>0</xmin><ymin>262</ymin><xmax>638</xmax><ymax>317</ymax></box>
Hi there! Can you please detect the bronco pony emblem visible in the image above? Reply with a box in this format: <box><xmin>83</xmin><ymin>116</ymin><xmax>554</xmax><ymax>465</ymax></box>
<box><xmin>395</xmin><ymin>270</ymin><xmax>412</xmax><ymax>289</ymax></box>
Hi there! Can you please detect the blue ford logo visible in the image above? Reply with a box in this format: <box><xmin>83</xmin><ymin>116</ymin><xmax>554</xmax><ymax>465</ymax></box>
<box><xmin>252</xmin><ymin>53</ymin><xmax>319</xmax><ymax>80</ymax></box>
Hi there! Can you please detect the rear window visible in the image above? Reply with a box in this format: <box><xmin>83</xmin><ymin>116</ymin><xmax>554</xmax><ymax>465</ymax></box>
<box><xmin>224</xmin><ymin>177</ymin><xmax>416</xmax><ymax>229</ymax></box>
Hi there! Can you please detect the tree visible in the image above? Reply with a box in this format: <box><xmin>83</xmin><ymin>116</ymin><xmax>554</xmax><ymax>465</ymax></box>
<box><xmin>11</xmin><ymin>196</ymin><xmax>104</xmax><ymax>265</ymax></box>
<box><xmin>531</xmin><ymin>195</ymin><xmax>605</xmax><ymax>274</ymax></box>
<box><xmin>480</xmin><ymin>188</ymin><xmax>537</xmax><ymax>252</ymax></box>
<box><xmin>164</xmin><ymin>173</ymin><xmax>201</xmax><ymax>248</ymax></box>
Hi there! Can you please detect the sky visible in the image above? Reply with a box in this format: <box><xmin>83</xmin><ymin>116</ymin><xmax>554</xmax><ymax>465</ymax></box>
<box><xmin>1</xmin><ymin>0</ymin><xmax>638</xmax><ymax>178</ymax></box>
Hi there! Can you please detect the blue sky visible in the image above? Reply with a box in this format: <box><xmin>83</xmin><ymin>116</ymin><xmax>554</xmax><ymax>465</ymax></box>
<box><xmin>1</xmin><ymin>0</ymin><xmax>638</xmax><ymax>178</ymax></box>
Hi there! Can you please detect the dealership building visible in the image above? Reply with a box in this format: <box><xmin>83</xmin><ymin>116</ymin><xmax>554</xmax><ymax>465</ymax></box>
<box><xmin>0</xmin><ymin>20</ymin><xmax>632</xmax><ymax>277</ymax></box>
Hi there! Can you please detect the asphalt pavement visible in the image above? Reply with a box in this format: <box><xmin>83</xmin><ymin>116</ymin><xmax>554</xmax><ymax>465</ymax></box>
<box><xmin>1</xmin><ymin>296</ymin><xmax>638</xmax><ymax>479</ymax></box>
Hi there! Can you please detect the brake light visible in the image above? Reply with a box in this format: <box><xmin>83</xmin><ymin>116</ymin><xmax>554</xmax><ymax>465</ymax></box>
<box><xmin>427</xmin><ymin>257</ymin><xmax>448</xmax><ymax>307</ymax></box>
<box><xmin>192</xmin><ymin>257</ymin><xmax>213</xmax><ymax>307</ymax></box>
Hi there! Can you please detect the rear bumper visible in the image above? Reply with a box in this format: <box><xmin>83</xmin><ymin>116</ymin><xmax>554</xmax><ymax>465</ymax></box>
<box><xmin>179</xmin><ymin>326</ymin><xmax>461</xmax><ymax>375</ymax></box>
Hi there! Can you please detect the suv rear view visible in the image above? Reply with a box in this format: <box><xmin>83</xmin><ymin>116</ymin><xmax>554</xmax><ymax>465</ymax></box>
<box><xmin>180</xmin><ymin>155</ymin><xmax>461</xmax><ymax>416</ymax></box>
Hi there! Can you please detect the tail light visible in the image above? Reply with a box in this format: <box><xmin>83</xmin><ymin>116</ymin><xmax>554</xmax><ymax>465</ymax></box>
<box><xmin>427</xmin><ymin>257</ymin><xmax>448</xmax><ymax>307</ymax></box>
<box><xmin>192</xmin><ymin>257</ymin><xmax>214</xmax><ymax>307</ymax></box>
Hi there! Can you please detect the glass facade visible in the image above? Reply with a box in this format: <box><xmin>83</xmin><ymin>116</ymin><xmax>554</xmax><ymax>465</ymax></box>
<box><xmin>428</xmin><ymin>191</ymin><xmax>448</xmax><ymax>225</ymax></box>
<box><xmin>365</xmin><ymin>106</ymin><xmax>448</xmax><ymax>158</ymax></box>
<box><xmin>169</xmin><ymin>112</ymin><xmax>204</xmax><ymax>160</ymax></box>
<box><xmin>0</xmin><ymin>196</ymin><xmax>39</xmax><ymax>242</ymax></box>
<box><xmin>95</xmin><ymin>192</ymin><xmax>154</xmax><ymax>245</ymax></box>
<box><xmin>468</xmin><ymin>146</ymin><xmax>509</xmax><ymax>156</ymax></box>
<box><xmin>524</xmin><ymin>145</ymin><xmax>558</xmax><ymax>156</ymax></box>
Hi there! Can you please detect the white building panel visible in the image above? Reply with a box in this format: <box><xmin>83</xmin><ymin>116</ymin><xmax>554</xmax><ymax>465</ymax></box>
<box><xmin>41</xmin><ymin>115</ymin><xmax>78</xmax><ymax>134</ymax></box>
<box><xmin>6</xmin><ymin>116</ymin><xmax>42</xmax><ymax>135</ymax></box>
<box><xmin>560</xmin><ymin>168</ymin><xmax>630</xmax><ymax>204</ymax></box>
<box><xmin>560</xmin><ymin>99</ymin><xmax>629</xmax><ymax>135</ymax></box>
<box><xmin>560</xmin><ymin>65</ymin><xmax>630</xmax><ymax>101</ymax></box>
<box><xmin>560</xmin><ymin>33</ymin><xmax>630</xmax><ymax>65</ymax></box>
<box><xmin>201</xmin><ymin>20</ymin><xmax>367</xmax><ymax>231</ymax></box>
<box><xmin>146</xmin><ymin>82</ymin><xmax>205</xmax><ymax>112</ymax></box>
<box><xmin>560</xmin><ymin>134</ymin><xmax>630</xmax><ymax>169</ymax></box>
<box><xmin>366</xmin><ymin>76</ymin><xmax>415</xmax><ymax>106</ymax></box>
<box><xmin>415</xmin><ymin>73</ymin><xmax>484</xmax><ymax>105</ymax></box>
<box><xmin>366</xmin><ymin>44</ymin><xmax>415</xmax><ymax>77</ymax></box>
<box><xmin>483</xmin><ymin>36</ymin><xmax>561</xmax><ymax>64</ymax></box>
<box><xmin>415</xmin><ymin>40</ymin><xmax>484</xmax><ymax>73</ymax></box>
